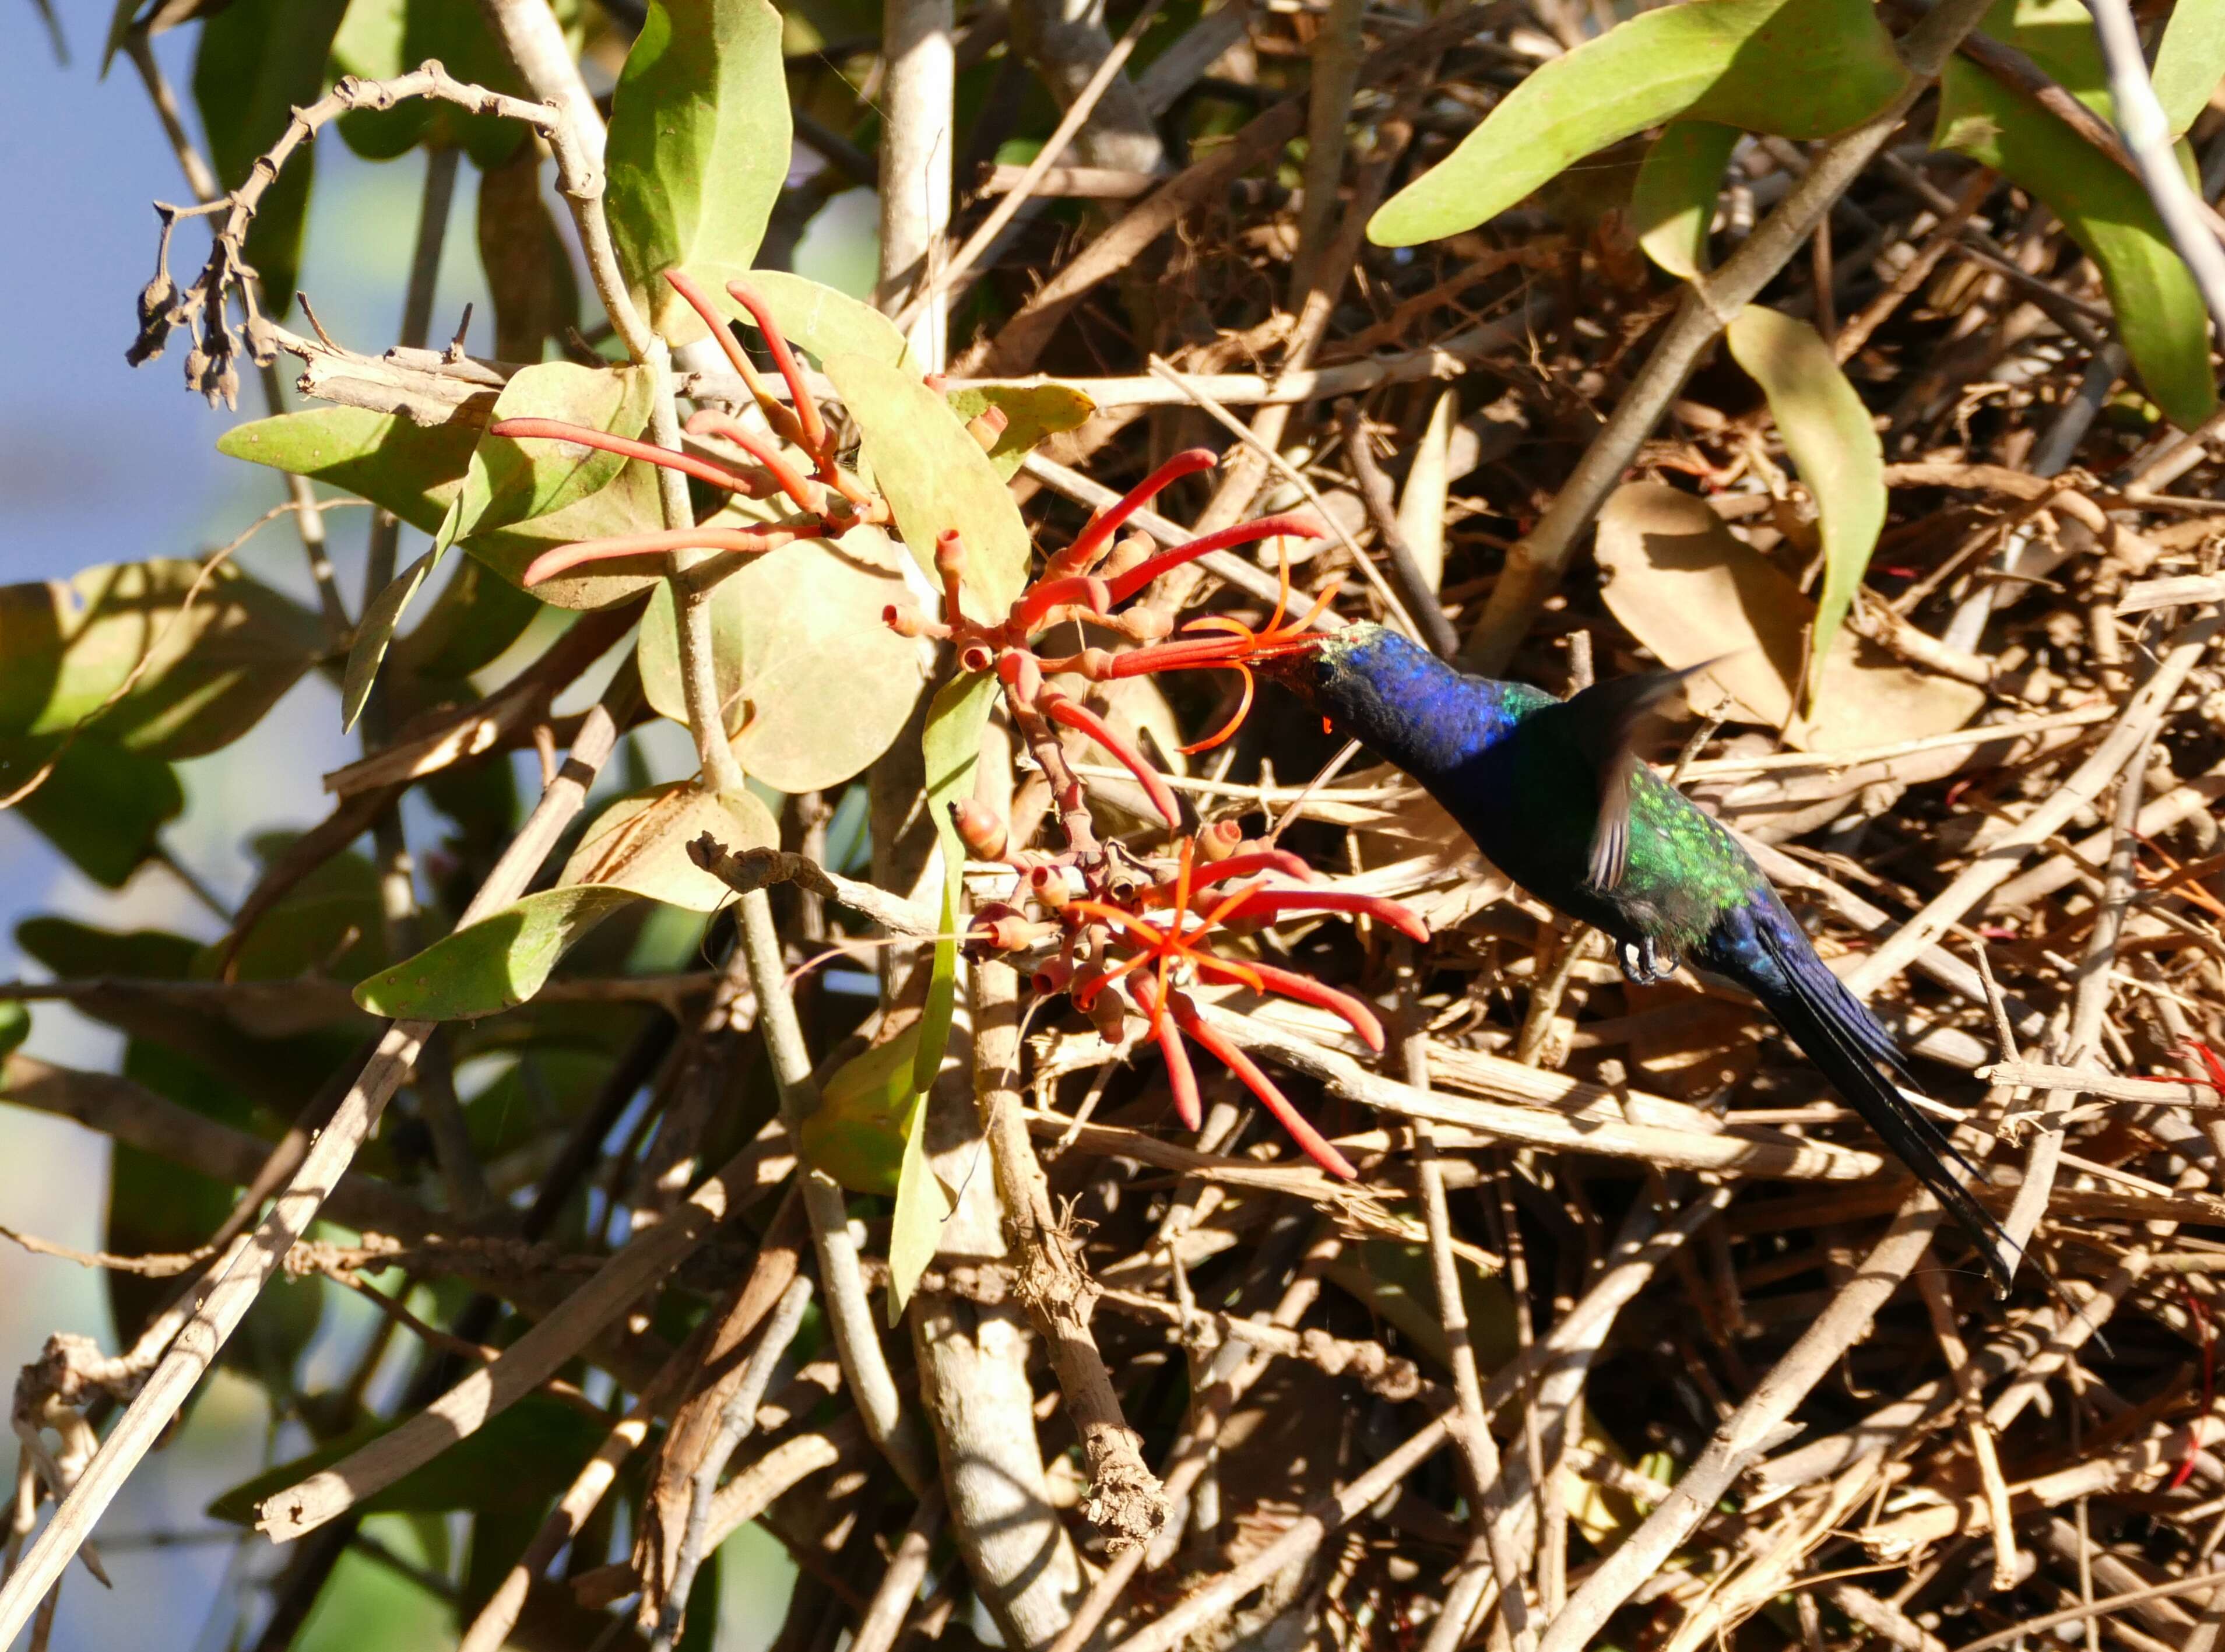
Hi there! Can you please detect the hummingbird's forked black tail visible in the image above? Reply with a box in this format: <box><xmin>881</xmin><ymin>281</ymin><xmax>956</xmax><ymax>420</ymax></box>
<box><xmin>1717</xmin><ymin>895</ymin><xmax>2023</xmax><ymax>1294</ymax></box>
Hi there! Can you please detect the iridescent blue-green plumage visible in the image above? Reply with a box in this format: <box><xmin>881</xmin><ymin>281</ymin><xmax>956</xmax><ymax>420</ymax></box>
<box><xmin>1263</xmin><ymin>623</ymin><xmax>2015</xmax><ymax>1287</ymax></box>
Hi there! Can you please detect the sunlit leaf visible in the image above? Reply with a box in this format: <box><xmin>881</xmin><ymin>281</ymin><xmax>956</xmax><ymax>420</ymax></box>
<box><xmin>607</xmin><ymin>0</ymin><xmax>792</xmax><ymax>343</ymax></box>
<box><xmin>2153</xmin><ymin>0</ymin><xmax>2225</xmax><ymax>138</ymax></box>
<box><xmin>725</xmin><ymin>269</ymin><xmax>913</xmax><ymax>368</ymax></box>
<box><xmin>0</xmin><ymin>561</ymin><xmax>322</xmax><ymax>758</ymax></box>
<box><xmin>885</xmin><ymin>1071</ymin><xmax>950</xmax><ymax>1324</ymax></box>
<box><xmin>1724</xmin><ymin>305</ymin><xmax>1886</xmax><ymax>713</ymax></box>
<box><xmin>635</xmin><ymin>528</ymin><xmax>925</xmax><ymax>792</ymax></box>
<box><xmin>1935</xmin><ymin>0</ymin><xmax>2215</xmax><ymax>430</ymax></box>
<box><xmin>216</xmin><ymin>407</ymin><xmax>477</xmax><ymax>536</ymax></box>
<box><xmin>445</xmin><ymin>362</ymin><xmax>655</xmax><ymax>551</ymax></box>
<box><xmin>557</xmin><ymin>781</ymin><xmax>779</xmax><ymax>911</ymax></box>
<box><xmin>802</xmin><ymin>1023</ymin><xmax>922</xmax><ymax>1194</ymax></box>
<box><xmin>947</xmin><ymin>382</ymin><xmax>1098</xmax><ymax>480</ymax></box>
<box><xmin>1369</xmin><ymin>0</ymin><xmax>1909</xmax><ymax>246</ymax></box>
<box><xmin>1632</xmin><ymin>121</ymin><xmax>1741</xmax><ymax>279</ymax></box>
<box><xmin>822</xmin><ymin>354</ymin><xmax>1033</xmax><ymax>614</ymax></box>
<box><xmin>462</xmin><ymin>457</ymin><xmax>669</xmax><ymax>610</ymax></box>
<box><xmin>353</xmin><ymin>885</ymin><xmax>641</xmax><ymax>1020</ymax></box>
<box><xmin>344</xmin><ymin>551</ymin><xmax>435</xmax><ymax>732</ymax></box>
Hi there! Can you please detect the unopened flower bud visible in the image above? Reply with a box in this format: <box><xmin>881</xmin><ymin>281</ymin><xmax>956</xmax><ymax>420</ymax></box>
<box><xmin>1196</xmin><ymin>818</ymin><xmax>1246</xmax><ymax>862</ymax></box>
<box><xmin>935</xmin><ymin>529</ymin><xmax>966</xmax><ymax>575</ymax></box>
<box><xmin>965</xmin><ymin>405</ymin><xmax>1009</xmax><ymax>452</ymax></box>
<box><xmin>951</xmin><ymin>797</ymin><xmax>1008</xmax><ymax>860</ymax></box>
<box><xmin>137</xmin><ymin>273</ymin><xmax>174</xmax><ymax>331</ymax></box>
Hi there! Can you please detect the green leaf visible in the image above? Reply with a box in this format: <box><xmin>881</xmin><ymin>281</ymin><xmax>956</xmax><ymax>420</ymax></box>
<box><xmin>3</xmin><ymin>739</ymin><xmax>182</xmax><ymax>887</ymax></box>
<box><xmin>217</xmin><ymin>407</ymin><xmax>479</xmax><ymax>536</ymax></box>
<box><xmin>1632</xmin><ymin>121</ymin><xmax>1742</xmax><ymax>279</ymax></box>
<box><xmin>635</xmin><ymin>527</ymin><xmax>926</xmax><ymax>792</ymax></box>
<box><xmin>947</xmin><ymin>382</ymin><xmax>1098</xmax><ymax>480</ymax></box>
<box><xmin>16</xmin><ymin>916</ymin><xmax>197</xmax><ymax>981</ymax></box>
<box><xmin>478</xmin><ymin>144</ymin><xmax>582</xmax><ymax>363</ymax></box>
<box><xmin>606</xmin><ymin>0</ymin><xmax>793</xmax><ymax>343</ymax></box>
<box><xmin>447</xmin><ymin>363</ymin><xmax>655</xmax><ymax>551</ymax></box>
<box><xmin>381</xmin><ymin>555</ymin><xmax>543</xmax><ymax>686</ymax></box>
<box><xmin>2153</xmin><ymin>0</ymin><xmax>2225</xmax><ymax>138</ymax></box>
<box><xmin>210</xmin><ymin>1392</ymin><xmax>606</xmax><ymax>1523</ymax></box>
<box><xmin>885</xmin><ymin>671</ymin><xmax>996</xmax><ymax>1319</ymax></box>
<box><xmin>1368</xmin><ymin>0</ymin><xmax>1909</xmax><ymax>246</ymax></box>
<box><xmin>353</xmin><ymin>885</ymin><xmax>640</xmax><ymax>1020</ymax></box>
<box><xmin>462</xmin><ymin>456</ymin><xmax>669</xmax><ymax>611</ymax></box>
<box><xmin>329</xmin><ymin>0</ymin><xmax>533</xmax><ymax>167</ymax></box>
<box><xmin>1935</xmin><ymin>0</ymin><xmax>2216</xmax><ymax>430</ymax></box>
<box><xmin>558</xmin><ymin>781</ymin><xmax>779</xmax><ymax>911</ymax></box>
<box><xmin>343</xmin><ymin>551</ymin><xmax>435</xmax><ymax>733</ymax></box>
<box><xmin>823</xmin><ymin>354</ymin><xmax>1034</xmax><ymax>616</ymax></box>
<box><xmin>191</xmin><ymin>0</ymin><xmax>350</xmax><ymax>314</ymax></box>
<box><xmin>801</xmin><ymin>1023</ymin><xmax>923</xmax><ymax>1194</ymax></box>
<box><xmin>0</xmin><ymin>1003</ymin><xmax>29</xmax><ymax>1060</ymax></box>
<box><xmin>209</xmin><ymin>836</ymin><xmax>385</xmax><ymax>986</ymax></box>
<box><xmin>1724</xmin><ymin>305</ymin><xmax>1886</xmax><ymax>715</ymax></box>
<box><xmin>0</xmin><ymin>561</ymin><xmax>322</xmax><ymax>758</ymax></box>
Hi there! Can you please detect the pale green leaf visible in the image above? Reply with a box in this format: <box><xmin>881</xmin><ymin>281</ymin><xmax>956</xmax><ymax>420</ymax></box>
<box><xmin>448</xmin><ymin>363</ymin><xmax>653</xmax><ymax>551</ymax></box>
<box><xmin>1935</xmin><ymin>0</ymin><xmax>2215</xmax><ymax>429</ymax></box>
<box><xmin>343</xmin><ymin>551</ymin><xmax>435</xmax><ymax>733</ymax></box>
<box><xmin>885</xmin><ymin>1071</ymin><xmax>951</xmax><ymax>1323</ymax></box>
<box><xmin>354</xmin><ymin>885</ymin><xmax>639</xmax><ymax>1020</ymax></box>
<box><xmin>1632</xmin><ymin>121</ymin><xmax>1742</xmax><ymax>279</ymax></box>
<box><xmin>822</xmin><ymin>354</ymin><xmax>1033</xmax><ymax>616</ymax></box>
<box><xmin>801</xmin><ymin>1024</ymin><xmax>923</xmax><ymax>1194</ymax></box>
<box><xmin>461</xmin><ymin>458</ymin><xmax>669</xmax><ymax>611</ymax></box>
<box><xmin>636</xmin><ymin>528</ymin><xmax>926</xmax><ymax>792</ymax></box>
<box><xmin>1724</xmin><ymin>305</ymin><xmax>1886</xmax><ymax>715</ymax></box>
<box><xmin>606</xmin><ymin>0</ymin><xmax>792</xmax><ymax>343</ymax></box>
<box><xmin>2150</xmin><ymin>0</ymin><xmax>2225</xmax><ymax>137</ymax></box>
<box><xmin>557</xmin><ymin>781</ymin><xmax>778</xmax><ymax>911</ymax></box>
<box><xmin>1369</xmin><ymin>0</ymin><xmax>1908</xmax><ymax>245</ymax></box>
<box><xmin>725</xmin><ymin>269</ymin><xmax>913</xmax><ymax>368</ymax></box>
<box><xmin>946</xmin><ymin>382</ymin><xmax>1098</xmax><ymax>480</ymax></box>
<box><xmin>216</xmin><ymin>407</ymin><xmax>477</xmax><ymax>536</ymax></box>
<box><xmin>0</xmin><ymin>561</ymin><xmax>322</xmax><ymax>758</ymax></box>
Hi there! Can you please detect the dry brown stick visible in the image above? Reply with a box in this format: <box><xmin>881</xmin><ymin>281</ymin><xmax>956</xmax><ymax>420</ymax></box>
<box><xmin>1915</xmin><ymin>1266</ymin><xmax>2019</xmax><ymax>1591</ymax></box>
<box><xmin>1461</xmin><ymin>0</ymin><xmax>2002</xmax><ymax>670</ymax></box>
<box><xmin>1835</xmin><ymin>171</ymin><xmax>1993</xmax><ymax>364</ymax></box>
<box><xmin>1536</xmin><ymin>1193</ymin><xmax>1944</xmax><ymax>1652</ymax></box>
<box><xmin>1844</xmin><ymin>611</ymin><xmax>2221</xmax><ymax>995</ymax></box>
<box><xmin>848</xmin><ymin>1489</ymin><xmax>946</xmax><ymax>1652</ymax></box>
<box><xmin>973</xmin><ymin>957</ymin><xmax>1168</xmax><ymax>1543</ymax></box>
<box><xmin>0</xmin><ymin>690</ymin><xmax>631</xmax><ymax>1643</ymax></box>
<box><xmin>1112</xmin><ymin>1184</ymin><xmax>1732</xmax><ymax>1652</ymax></box>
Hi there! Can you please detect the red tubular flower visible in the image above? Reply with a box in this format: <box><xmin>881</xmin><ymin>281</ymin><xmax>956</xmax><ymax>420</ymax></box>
<box><xmin>1100</xmin><ymin>515</ymin><xmax>1324</xmax><ymax>606</ymax></box>
<box><xmin>1193</xmin><ymin>956</ymin><xmax>1385</xmax><ymax>1051</ymax></box>
<box><xmin>1009</xmin><ymin>573</ymin><xmax>1114</xmax><ymax>636</ymax></box>
<box><xmin>1050</xmin><ymin>447</ymin><xmax>1219</xmax><ymax>578</ymax></box>
<box><xmin>521</xmin><ymin>523</ymin><xmax>820</xmax><ymax>586</ymax></box>
<box><xmin>1166</xmin><ymin>988</ymin><xmax>1356</xmax><ymax>1178</ymax></box>
<box><xmin>726</xmin><ymin>279</ymin><xmax>827</xmax><ymax>459</ymax></box>
<box><xmin>1040</xmin><ymin>696</ymin><xmax>1182</xmax><ymax>829</ymax></box>
<box><xmin>1213</xmin><ymin>886</ymin><xmax>1431</xmax><ymax>945</ymax></box>
<box><xmin>1186</xmin><ymin>850</ymin><xmax>1319</xmax><ymax>890</ymax></box>
<box><xmin>663</xmin><ymin>269</ymin><xmax>810</xmax><ymax>450</ymax></box>
<box><xmin>684</xmin><ymin>407</ymin><xmax>822</xmax><ymax>514</ymax></box>
<box><xmin>490</xmin><ymin>417</ymin><xmax>775</xmax><ymax>498</ymax></box>
<box><xmin>1128</xmin><ymin>973</ymin><xmax>1201</xmax><ymax>1129</ymax></box>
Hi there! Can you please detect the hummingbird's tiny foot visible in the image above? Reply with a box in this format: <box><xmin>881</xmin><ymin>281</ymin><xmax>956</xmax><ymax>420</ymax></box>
<box><xmin>1617</xmin><ymin>936</ymin><xmax>1676</xmax><ymax>986</ymax></box>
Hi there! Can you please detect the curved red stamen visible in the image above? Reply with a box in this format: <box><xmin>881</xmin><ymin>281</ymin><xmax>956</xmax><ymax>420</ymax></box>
<box><xmin>1166</xmin><ymin>990</ymin><xmax>1355</xmax><ymax>1178</ymax></box>
<box><xmin>1041</xmin><ymin>697</ymin><xmax>1182</xmax><ymax>829</ymax></box>
<box><xmin>1179</xmin><ymin>670</ymin><xmax>1255</xmax><ymax>755</ymax></box>
<box><xmin>491</xmin><ymin>418</ymin><xmax>775</xmax><ymax>498</ymax></box>
<box><xmin>726</xmin><ymin>280</ymin><xmax>827</xmax><ymax>458</ymax></box>
<box><xmin>1128</xmin><ymin>973</ymin><xmax>1203</xmax><ymax>1129</ymax></box>
<box><xmin>663</xmin><ymin>270</ymin><xmax>809</xmax><ymax>448</ymax></box>
<box><xmin>1212</xmin><ymin>887</ymin><xmax>1431</xmax><ymax>945</ymax></box>
<box><xmin>1196</xmin><ymin>957</ymin><xmax>1384</xmax><ymax>1051</ymax></box>
<box><xmin>1052</xmin><ymin>448</ymin><xmax>1220</xmax><ymax>577</ymax></box>
<box><xmin>522</xmin><ymin>524</ymin><xmax>816</xmax><ymax>586</ymax></box>
<box><xmin>1011</xmin><ymin>574</ymin><xmax>1113</xmax><ymax>635</ymax></box>
<box><xmin>684</xmin><ymin>408</ymin><xmax>822</xmax><ymax>513</ymax></box>
<box><xmin>1102</xmin><ymin>516</ymin><xmax>1324</xmax><ymax>606</ymax></box>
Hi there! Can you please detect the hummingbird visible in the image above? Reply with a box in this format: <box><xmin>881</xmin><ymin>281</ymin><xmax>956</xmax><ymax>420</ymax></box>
<box><xmin>1221</xmin><ymin>620</ymin><xmax>2018</xmax><ymax>1288</ymax></box>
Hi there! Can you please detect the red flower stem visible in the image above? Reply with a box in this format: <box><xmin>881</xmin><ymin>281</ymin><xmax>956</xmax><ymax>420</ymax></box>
<box><xmin>1168</xmin><ymin>992</ymin><xmax>1356</xmax><ymax>1178</ymax></box>
<box><xmin>685</xmin><ymin>407</ymin><xmax>823</xmax><ymax>513</ymax></box>
<box><xmin>522</xmin><ymin>524</ymin><xmax>817</xmax><ymax>586</ymax></box>
<box><xmin>1127</xmin><ymin>974</ymin><xmax>1201</xmax><ymax>1129</ymax></box>
<box><xmin>1010</xmin><ymin>573</ymin><xmax>1113</xmax><ymax>635</ymax></box>
<box><xmin>1050</xmin><ymin>447</ymin><xmax>1218</xmax><ymax>577</ymax></box>
<box><xmin>1041</xmin><ymin>697</ymin><xmax>1182</xmax><ymax>828</ymax></box>
<box><xmin>1101</xmin><ymin>516</ymin><xmax>1324</xmax><ymax>605</ymax></box>
<box><xmin>662</xmin><ymin>270</ymin><xmax>809</xmax><ymax>448</ymax></box>
<box><xmin>1194</xmin><ymin>957</ymin><xmax>1385</xmax><ymax>1051</ymax></box>
<box><xmin>726</xmin><ymin>279</ymin><xmax>827</xmax><ymax>460</ymax></box>
<box><xmin>490</xmin><ymin>418</ymin><xmax>775</xmax><ymax>499</ymax></box>
<box><xmin>1211</xmin><ymin>886</ymin><xmax>1431</xmax><ymax>945</ymax></box>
